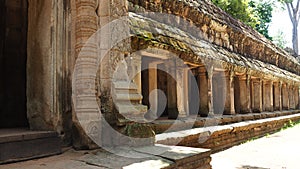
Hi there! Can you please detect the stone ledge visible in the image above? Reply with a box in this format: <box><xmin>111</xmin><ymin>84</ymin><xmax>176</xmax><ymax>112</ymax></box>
<box><xmin>0</xmin><ymin>130</ymin><xmax>61</xmax><ymax>164</ymax></box>
<box><xmin>152</xmin><ymin>110</ymin><xmax>300</xmax><ymax>134</ymax></box>
<box><xmin>156</xmin><ymin>113</ymin><xmax>300</xmax><ymax>153</ymax></box>
<box><xmin>0</xmin><ymin>128</ymin><xmax>58</xmax><ymax>143</ymax></box>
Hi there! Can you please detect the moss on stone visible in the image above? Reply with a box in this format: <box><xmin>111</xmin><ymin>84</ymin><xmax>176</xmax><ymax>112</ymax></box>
<box><xmin>124</xmin><ymin>123</ymin><xmax>155</xmax><ymax>138</ymax></box>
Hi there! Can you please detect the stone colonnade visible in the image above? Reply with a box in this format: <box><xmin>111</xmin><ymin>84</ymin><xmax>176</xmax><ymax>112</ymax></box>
<box><xmin>134</xmin><ymin>54</ymin><xmax>300</xmax><ymax>118</ymax></box>
<box><xmin>198</xmin><ymin>69</ymin><xmax>300</xmax><ymax>116</ymax></box>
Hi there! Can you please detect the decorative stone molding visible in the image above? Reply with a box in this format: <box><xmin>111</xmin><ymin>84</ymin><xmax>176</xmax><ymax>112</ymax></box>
<box><xmin>128</xmin><ymin>0</ymin><xmax>300</xmax><ymax>75</ymax></box>
<box><xmin>73</xmin><ymin>0</ymin><xmax>101</xmax><ymax>149</ymax></box>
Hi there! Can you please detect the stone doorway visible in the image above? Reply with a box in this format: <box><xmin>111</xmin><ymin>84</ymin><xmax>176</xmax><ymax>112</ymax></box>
<box><xmin>141</xmin><ymin>57</ymin><xmax>171</xmax><ymax>118</ymax></box>
<box><xmin>0</xmin><ymin>0</ymin><xmax>28</xmax><ymax>128</ymax></box>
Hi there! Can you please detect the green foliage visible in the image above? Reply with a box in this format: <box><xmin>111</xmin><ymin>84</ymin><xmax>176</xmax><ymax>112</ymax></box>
<box><xmin>281</xmin><ymin>119</ymin><xmax>300</xmax><ymax>130</ymax></box>
<box><xmin>212</xmin><ymin>0</ymin><xmax>258</xmax><ymax>27</ymax></box>
<box><xmin>272</xmin><ymin>30</ymin><xmax>288</xmax><ymax>49</ymax></box>
<box><xmin>278</xmin><ymin>0</ymin><xmax>294</xmax><ymax>4</ymax></box>
<box><xmin>212</xmin><ymin>0</ymin><xmax>273</xmax><ymax>40</ymax></box>
<box><xmin>250</xmin><ymin>1</ymin><xmax>274</xmax><ymax>40</ymax></box>
<box><xmin>243</xmin><ymin>136</ymin><xmax>259</xmax><ymax>144</ymax></box>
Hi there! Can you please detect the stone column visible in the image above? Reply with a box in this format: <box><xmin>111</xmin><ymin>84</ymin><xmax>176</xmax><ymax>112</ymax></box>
<box><xmin>282</xmin><ymin>83</ymin><xmax>289</xmax><ymax>110</ymax></box>
<box><xmin>224</xmin><ymin>70</ymin><xmax>235</xmax><ymax>115</ymax></box>
<box><xmin>246</xmin><ymin>75</ymin><xmax>252</xmax><ymax>113</ymax></box>
<box><xmin>183</xmin><ymin>68</ymin><xmax>190</xmax><ymax>115</ymax></box>
<box><xmin>207</xmin><ymin>67</ymin><xmax>214</xmax><ymax>116</ymax></box>
<box><xmin>148</xmin><ymin>62</ymin><xmax>158</xmax><ymax>115</ymax></box>
<box><xmin>295</xmin><ymin>86</ymin><xmax>300</xmax><ymax>109</ymax></box>
<box><xmin>237</xmin><ymin>74</ymin><xmax>251</xmax><ymax>114</ymax></box>
<box><xmin>166</xmin><ymin>59</ymin><xmax>179</xmax><ymax>119</ymax></box>
<box><xmin>73</xmin><ymin>0</ymin><xmax>101</xmax><ymax>149</ymax></box>
<box><xmin>289</xmin><ymin>85</ymin><xmax>296</xmax><ymax>109</ymax></box>
<box><xmin>262</xmin><ymin>80</ymin><xmax>273</xmax><ymax>112</ymax></box>
<box><xmin>251</xmin><ymin>78</ymin><xmax>262</xmax><ymax>113</ymax></box>
<box><xmin>176</xmin><ymin>66</ymin><xmax>188</xmax><ymax>117</ymax></box>
<box><xmin>198</xmin><ymin>67</ymin><xmax>209</xmax><ymax>117</ymax></box>
<box><xmin>273</xmin><ymin>81</ymin><xmax>281</xmax><ymax>111</ymax></box>
<box><xmin>279</xmin><ymin>81</ymin><xmax>283</xmax><ymax>111</ymax></box>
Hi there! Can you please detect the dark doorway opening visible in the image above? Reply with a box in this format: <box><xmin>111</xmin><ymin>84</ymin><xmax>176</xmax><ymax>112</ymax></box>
<box><xmin>156</xmin><ymin>64</ymin><xmax>168</xmax><ymax>117</ymax></box>
<box><xmin>0</xmin><ymin>0</ymin><xmax>28</xmax><ymax>128</ymax></box>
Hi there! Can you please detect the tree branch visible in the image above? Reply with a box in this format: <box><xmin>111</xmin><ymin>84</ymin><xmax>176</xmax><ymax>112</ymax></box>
<box><xmin>291</xmin><ymin>2</ymin><xmax>296</xmax><ymax>13</ymax></box>
<box><xmin>296</xmin><ymin>0</ymin><xmax>300</xmax><ymax>21</ymax></box>
<box><xmin>287</xmin><ymin>3</ymin><xmax>295</xmax><ymax>23</ymax></box>
<box><xmin>296</xmin><ymin>0</ymin><xmax>300</xmax><ymax>12</ymax></box>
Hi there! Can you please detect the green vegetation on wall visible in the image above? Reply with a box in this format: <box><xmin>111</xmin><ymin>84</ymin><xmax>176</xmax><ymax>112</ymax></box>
<box><xmin>212</xmin><ymin>0</ymin><xmax>273</xmax><ymax>40</ymax></box>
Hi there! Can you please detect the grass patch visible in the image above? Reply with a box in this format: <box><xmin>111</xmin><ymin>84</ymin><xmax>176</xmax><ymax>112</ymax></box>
<box><xmin>280</xmin><ymin>119</ymin><xmax>300</xmax><ymax>131</ymax></box>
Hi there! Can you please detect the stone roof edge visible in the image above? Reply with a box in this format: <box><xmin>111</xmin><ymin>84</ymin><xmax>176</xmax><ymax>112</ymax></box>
<box><xmin>129</xmin><ymin>12</ymin><xmax>300</xmax><ymax>84</ymax></box>
<box><xmin>128</xmin><ymin>0</ymin><xmax>300</xmax><ymax>75</ymax></box>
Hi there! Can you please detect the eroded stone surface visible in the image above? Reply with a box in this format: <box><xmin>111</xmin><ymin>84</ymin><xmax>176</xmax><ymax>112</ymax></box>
<box><xmin>156</xmin><ymin>113</ymin><xmax>300</xmax><ymax>152</ymax></box>
<box><xmin>1</xmin><ymin>146</ymin><xmax>211</xmax><ymax>169</ymax></box>
<box><xmin>19</xmin><ymin>0</ymin><xmax>300</xmax><ymax>151</ymax></box>
<box><xmin>128</xmin><ymin>0</ymin><xmax>300</xmax><ymax>75</ymax></box>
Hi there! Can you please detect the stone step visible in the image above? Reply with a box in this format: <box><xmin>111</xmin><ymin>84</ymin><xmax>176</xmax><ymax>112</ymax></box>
<box><xmin>0</xmin><ymin>128</ymin><xmax>61</xmax><ymax>164</ymax></box>
<box><xmin>116</xmin><ymin>104</ymin><xmax>148</xmax><ymax>115</ymax></box>
<box><xmin>113</xmin><ymin>81</ymin><xmax>138</xmax><ymax>90</ymax></box>
<box><xmin>116</xmin><ymin>116</ymin><xmax>149</xmax><ymax>125</ymax></box>
<box><xmin>114</xmin><ymin>89</ymin><xmax>139</xmax><ymax>95</ymax></box>
<box><xmin>114</xmin><ymin>93</ymin><xmax>143</xmax><ymax>101</ymax></box>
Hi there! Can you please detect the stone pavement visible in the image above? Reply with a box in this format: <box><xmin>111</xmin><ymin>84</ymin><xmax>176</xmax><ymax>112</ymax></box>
<box><xmin>211</xmin><ymin>124</ymin><xmax>300</xmax><ymax>169</ymax></box>
<box><xmin>0</xmin><ymin>144</ymin><xmax>211</xmax><ymax>169</ymax></box>
<box><xmin>2</xmin><ymin>124</ymin><xmax>299</xmax><ymax>169</ymax></box>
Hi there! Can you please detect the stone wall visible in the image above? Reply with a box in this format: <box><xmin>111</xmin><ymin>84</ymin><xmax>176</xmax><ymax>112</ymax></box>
<box><xmin>73</xmin><ymin>0</ymin><xmax>156</xmax><ymax>148</ymax></box>
<box><xmin>27</xmin><ymin>0</ymin><xmax>73</xmax><ymax>145</ymax></box>
<box><xmin>19</xmin><ymin>0</ymin><xmax>300</xmax><ymax>154</ymax></box>
<box><xmin>72</xmin><ymin>0</ymin><xmax>300</xmax><ymax>149</ymax></box>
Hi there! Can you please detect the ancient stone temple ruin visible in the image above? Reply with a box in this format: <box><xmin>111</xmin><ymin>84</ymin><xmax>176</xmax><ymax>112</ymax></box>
<box><xmin>1</xmin><ymin>0</ymin><xmax>300</xmax><ymax>168</ymax></box>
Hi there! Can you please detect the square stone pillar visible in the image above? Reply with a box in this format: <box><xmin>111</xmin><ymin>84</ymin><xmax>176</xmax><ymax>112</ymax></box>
<box><xmin>262</xmin><ymin>80</ymin><xmax>273</xmax><ymax>112</ymax></box>
<box><xmin>282</xmin><ymin>83</ymin><xmax>289</xmax><ymax>110</ymax></box>
<box><xmin>207</xmin><ymin>67</ymin><xmax>214</xmax><ymax>116</ymax></box>
<box><xmin>198</xmin><ymin>67</ymin><xmax>209</xmax><ymax>117</ymax></box>
<box><xmin>229</xmin><ymin>71</ymin><xmax>236</xmax><ymax>115</ymax></box>
<box><xmin>176</xmin><ymin>66</ymin><xmax>188</xmax><ymax>117</ymax></box>
<box><xmin>295</xmin><ymin>86</ymin><xmax>300</xmax><ymax>109</ymax></box>
<box><xmin>273</xmin><ymin>81</ymin><xmax>282</xmax><ymax>111</ymax></box>
<box><xmin>183</xmin><ymin>68</ymin><xmax>190</xmax><ymax>115</ymax></box>
<box><xmin>224</xmin><ymin>70</ymin><xmax>235</xmax><ymax>115</ymax></box>
<box><xmin>166</xmin><ymin>59</ymin><xmax>179</xmax><ymax>119</ymax></box>
<box><xmin>237</xmin><ymin>74</ymin><xmax>251</xmax><ymax>114</ymax></box>
<box><xmin>148</xmin><ymin>63</ymin><xmax>158</xmax><ymax>114</ymax></box>
<box><xmin>289</xmin><ymin>85</ymin><xmax>296</xmax><ymax>109</ymax></box>
<box><xmin>279</xmin><ymin>82</ymin><xmax>283</xmax><ymax>111</ymax></box>
<box><xmin>251</xmin><ymin>78</ymin><xmax>263</xmax><ymax>113</ymax></box>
